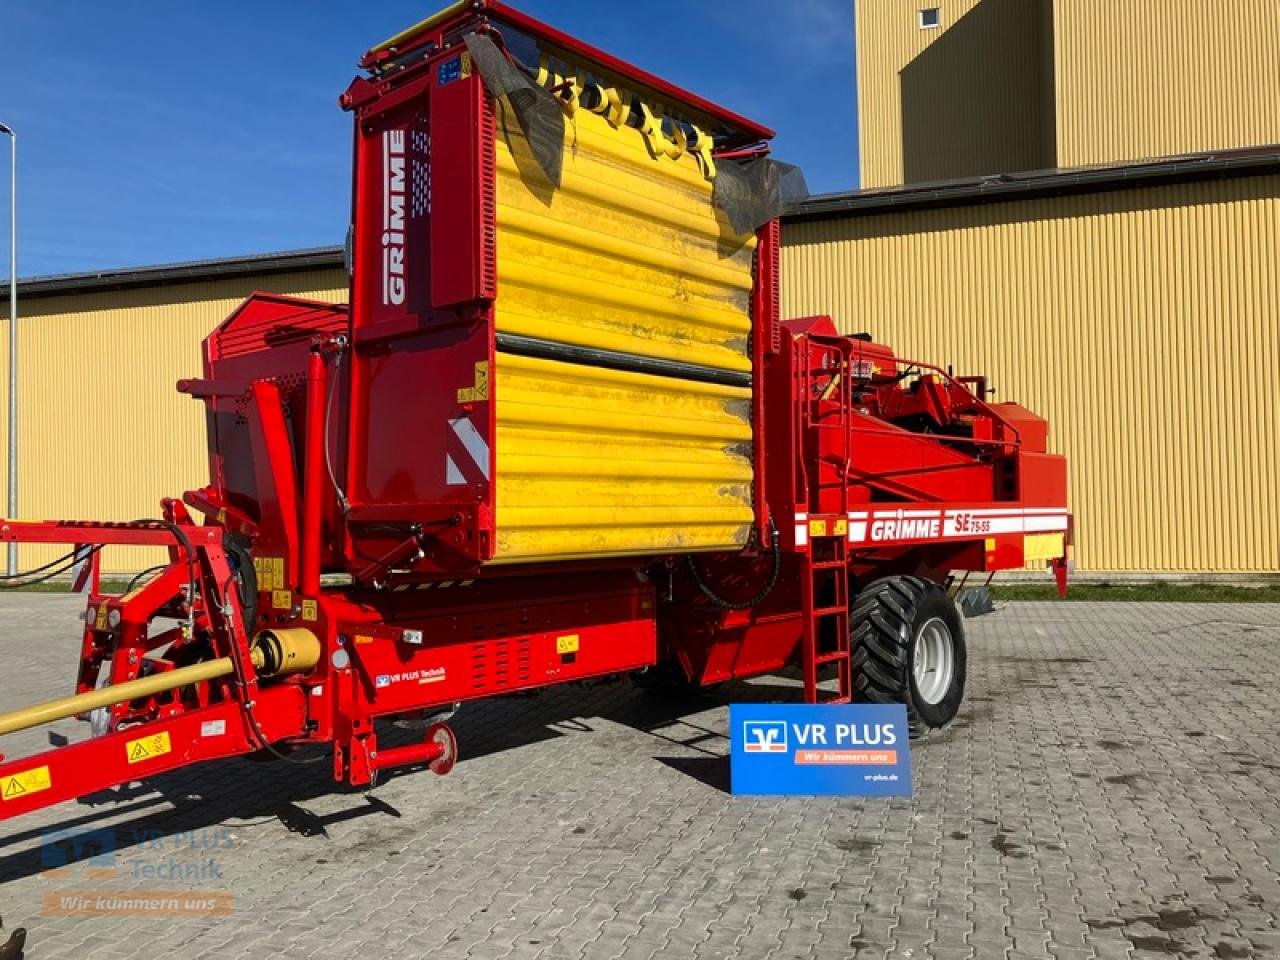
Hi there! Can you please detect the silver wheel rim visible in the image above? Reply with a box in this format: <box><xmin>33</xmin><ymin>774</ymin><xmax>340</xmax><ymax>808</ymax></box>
<box><xmin>912</xmin><ymin>617</ymin><xmax>955</xmax><ymax>705</ymax></box>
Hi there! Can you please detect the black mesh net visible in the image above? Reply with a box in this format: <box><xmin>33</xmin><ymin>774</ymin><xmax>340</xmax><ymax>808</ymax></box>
<box><xmin>712</xmin><ymin>157</ymin><xmax>810</xmax><ymax>235</ymax></box>
<box><xmin>464</xmin><ymin>32</ymin><xmax>565</xmax><ymax>188</ymax></box>
<box><xmin>466</xmin><ymin>31</ymin><xmax>808</xmax><ymax>233</ymax></box>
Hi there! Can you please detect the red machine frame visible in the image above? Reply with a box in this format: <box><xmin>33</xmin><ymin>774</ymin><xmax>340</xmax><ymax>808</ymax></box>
<box><xmin>0</xmin><ymin>1</ymin><xmax>1069</xmax><ymax>822</ymax></box>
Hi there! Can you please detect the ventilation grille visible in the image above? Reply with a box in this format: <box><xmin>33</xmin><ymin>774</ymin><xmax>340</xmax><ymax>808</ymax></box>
<box><xmin>470</xmin><ymin>634</ymin><xmax>531</xmax><ymax>691</ymax></box>
<box><xmin>479</xmin><ymin>97</ymin><xmax>498</xmax><ymax>298</ymax></box>
<box><xmin>766</xmin><ymin>219</ymin><xmax>781</xmax><ymax>353</ymax></box>
<box><xmin>210</xmin><ymin>296</ymin><xmax>348</xmax><ymax>363</ymax></box>
<box><xmin>233</xmin><ymin>373</ymin><xmax>305</xmax><ymax>425</ymax></box>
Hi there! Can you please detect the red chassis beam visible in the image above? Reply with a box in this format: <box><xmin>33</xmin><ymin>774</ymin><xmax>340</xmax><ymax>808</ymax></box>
<box><xmin>0</xmin><ymin>517</ymin><xmax>219</xmax><ymax>548</ymax></box>
<box><xmin>0</xmin><ymin>508</ymin><xmax>305</xmax><ymax>822</ymax></box>
<box><xmin>0</xmin><ymin>691</ymin><xmax>305</xmax><ymax>819</ymax></box>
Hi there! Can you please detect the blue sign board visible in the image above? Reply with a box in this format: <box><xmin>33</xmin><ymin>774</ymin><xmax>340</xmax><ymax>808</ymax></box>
<box><xmin>729</xmin><ymin>703</ymin><xmax>912</xmax><ymax>796</ymax></box>
<box><xmin>438</xmin><ymin>55</ymin><xmax>464</xmax><ymax>86</ymax></box>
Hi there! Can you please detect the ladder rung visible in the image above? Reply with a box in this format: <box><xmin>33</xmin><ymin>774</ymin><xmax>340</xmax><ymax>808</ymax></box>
<box><xmin>815</xmin><ymin>652</ymin><xmax>848</xmax><ymax>665</ymax></box>
<box><xmin>812</xmin><ymin>606</ymin><xmax>847</xmax><ymax>617</ymax></box>
<box><xmin>817</xmin><ymin>695</ymin><xmax>852</xmax><ymax>705</ymax></box>
<box><xmin>811</xmin><ymin>561</ymin><xmax>847</xmax><ymax>570</ymax></box>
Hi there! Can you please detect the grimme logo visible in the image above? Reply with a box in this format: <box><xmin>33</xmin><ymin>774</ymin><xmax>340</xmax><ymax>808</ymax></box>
<box><xmin>39</xmin><ymin>827</ymin><xmax>236</xmax><ymax>917</ymax></box>
<box><xmin>743</xmin><ymin>721</ymin><xmax>788</xmax><ymax>753</ymax></box>
<box><xmin>382</xmin><ymin>128</ymin><xmax>407</xmax><ymax>306</ymax></box>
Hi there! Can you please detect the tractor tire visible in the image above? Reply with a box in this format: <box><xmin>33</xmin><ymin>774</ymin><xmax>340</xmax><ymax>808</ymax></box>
<box><xmin>851</xmin><ymin>576</ymin><xmax>966</xmax><ymax>737</ymax></box>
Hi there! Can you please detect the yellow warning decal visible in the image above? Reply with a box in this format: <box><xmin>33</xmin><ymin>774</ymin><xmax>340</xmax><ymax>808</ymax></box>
<box><xmin>354</xmin><ymin>635</ymin><xmax>374</xmax><ymax>646</ymax></box>
<box><xmin>809</xmin><ymin>519</ymin><xmax>828</xmax><ymax>538</ymax></box>
<box><xmin>271</xmin><ymin>590</ymin><xmax>292</xmax><ymax>610</ymax></box>
<box><xmin>556</xmin><ymin>634</ymin><xmax>580</xmax><ymax>655</ymax></box>
<box><xmin>94</xmin><ymin>606</ymin><xmax>109</xmax><ymax>631</ymax></box>
<box><xmin>833</xmin><ymin>518</ymin><xmax>848</xmax><ymax>536</ymax></box>
<box><xmin>301</xmin><ymin>599</ymin><xmax>318</xmax><ymax>622</ymax></box>
<box><xmin>126</xmin><ymin>731</ymin><xmax>172</xmax><ymax>765</ymax></box>
<box><xmin>984</xmin><ymin>537</ymin><xmax>997</xmax><ymax>552</ymax></box>
<box><xmin>457</xmin><ymin>361</ymin><xmax>490</xmax><ymax>403</ymax></box>
<box><xmin>253</xmin><ymin>556</ymin><xmax>285</xmax><ymax>592</ymax></box>
<box><xmin>1</xmin><ymin>765</ymin><xmax>51</xmax><ymax>801</ymax></box>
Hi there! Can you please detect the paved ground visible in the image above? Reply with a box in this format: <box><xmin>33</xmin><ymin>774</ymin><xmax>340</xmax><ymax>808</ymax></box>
<box><xmin>0</xmin><ymin>596</ymin><xmax>1276</xmax><ymax>960</ymax></box>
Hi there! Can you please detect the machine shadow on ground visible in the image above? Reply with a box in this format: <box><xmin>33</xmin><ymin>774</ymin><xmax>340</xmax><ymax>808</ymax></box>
<box><xmin>0</xmin><ymin>671</ymin><xmax>806</xmax><ymax>883</ymax></box>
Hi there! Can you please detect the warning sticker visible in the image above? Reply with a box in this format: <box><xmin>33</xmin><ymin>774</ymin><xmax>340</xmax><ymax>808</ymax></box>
<box><xmin>301</xmin><ymin>599</ymin><xmax>318</xmax><ymax>622</ymax></box>
<box><xmin>556</xmin><ymin>634</ymin><xmax>580</xmax><ymax>655</ymax></box>
<box><xmin>253</xmin><ymin>556</ymin><xmax>285</xmax><ymax>592</ymax></box>
<box><xmin>94</xmin><ymin>606</ymin><xmax>109</xmax><ymax>631</ymax></box>
<box><xmin>271</xmin><ymin>590</ymin><xmax>292</xmax><ymax>610</ymax></box>
<box><xmin>126</xmin><ymin>732</ymin><xmax>172</xmax><ymax>765</ymax></box>
<box><xmin>1</xmin><ymin>765</ymin><xmax>51</xmax><ymax>801</ymax></box>
<box><xmin>457</xmin><ymin>360</ymin><xmax>490</xmax><ymax>403</ymax></box>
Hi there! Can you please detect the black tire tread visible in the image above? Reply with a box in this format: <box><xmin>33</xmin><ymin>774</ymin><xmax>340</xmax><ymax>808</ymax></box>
<box><xmin>850</xmin><ymin>575</ymin><xmax>963</xmax><ymax>737</ymax></box>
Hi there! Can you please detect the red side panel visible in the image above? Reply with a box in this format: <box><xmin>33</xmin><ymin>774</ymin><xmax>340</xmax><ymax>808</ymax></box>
<box><xmin>345</xmin><ymin>61</ymin><xmax>496</xmax><ymax>573</ymax></box>
<box><xmin>196</xmin><ymin>293</ymin><xmax>349</xmax><ymax>582</ymax></box>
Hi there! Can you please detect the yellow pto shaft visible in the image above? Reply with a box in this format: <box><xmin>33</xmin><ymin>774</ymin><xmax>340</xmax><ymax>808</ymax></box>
<box><xmin>0</xmin><ymin>657</ymin><xmax>235</xmax><ymax>738</ymax></box>
<box><xmin>0</xmin><ymin>628</ymin><xmax>321</xmax><ymax>738</ymax></box>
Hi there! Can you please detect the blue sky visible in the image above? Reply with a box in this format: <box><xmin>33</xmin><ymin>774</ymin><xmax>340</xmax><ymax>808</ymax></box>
<box><xmin>1</xmin><ymin>1</ymin><xmax>857</xmax><ymax>277</ymax></box>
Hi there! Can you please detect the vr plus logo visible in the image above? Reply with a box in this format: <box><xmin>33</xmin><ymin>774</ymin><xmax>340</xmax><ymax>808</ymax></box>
<box><xmin>743</xmin><ymin>721</ymin><xmax>788</xmax><ymax>753</ymax></box>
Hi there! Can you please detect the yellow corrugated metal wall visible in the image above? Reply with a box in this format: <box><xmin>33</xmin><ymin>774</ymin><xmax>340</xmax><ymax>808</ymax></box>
<box><xmin>1054</xmin><ymin>0</ymin><xmax>1280</xmax><ymax>168</ymax></box>
<box><xmin>490</xmin><ymin>75</ymin><xmax>757</xmax><ymax>562</ymax></box>
<box><xmin>0</xmin><ymin>269</ymin><xmax>347</xmax><ymax>574</ymax></box>
<box><xmin>857</xmin><ymin>0</ymin><xmax>1280</xmax><ymax>187</ymax></box>
<box><xmin>856</xmin><ymin>0</ymin><xmax>1055</xmax><ymax>188</ymax></box>
<box><xmin>781</xmin><ymin>175</ymin><xmax>1280</xmax><ymax>573</ymax></box>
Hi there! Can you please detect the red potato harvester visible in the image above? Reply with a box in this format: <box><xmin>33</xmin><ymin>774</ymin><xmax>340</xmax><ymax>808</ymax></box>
<box><xmin>0</xmin><ymin>0</ymin><xmax>1069</xmax><ymax>819</ymax></box>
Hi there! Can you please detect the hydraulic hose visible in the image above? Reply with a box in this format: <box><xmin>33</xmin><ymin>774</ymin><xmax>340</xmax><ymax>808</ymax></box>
<box><xmin>685</xmin><ymin>514</ymin><xmax>781</xmax><ymax>611</ymax></box>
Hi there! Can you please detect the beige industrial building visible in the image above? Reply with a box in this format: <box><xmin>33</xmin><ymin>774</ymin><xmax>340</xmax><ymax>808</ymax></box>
<box><xmin>1</xmin><ymin>0</ymin><xmax>1277</xmax><ymax>577</ymax></box>
<box><xmin>855</xmin><ymin>0</ymin><xmax>1280</xmax><ymax>188</ymax></box>
<box><xmin>0</xmin><ymin>252</ymin><xmax>347</xmax><ymax>573</ymax></box>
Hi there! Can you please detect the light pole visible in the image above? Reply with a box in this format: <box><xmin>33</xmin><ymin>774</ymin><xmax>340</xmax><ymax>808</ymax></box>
<box><xmin>0</xmin><ymin>122</ymin><xmax>15</xmax><ymax>577</ymax></box>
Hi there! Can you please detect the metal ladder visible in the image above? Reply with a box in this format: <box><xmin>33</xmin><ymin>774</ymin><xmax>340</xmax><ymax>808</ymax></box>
<box><xmin>797</xmin><ymin>336</ymin><xmax>854</xmax><ymax>704</ymax></box>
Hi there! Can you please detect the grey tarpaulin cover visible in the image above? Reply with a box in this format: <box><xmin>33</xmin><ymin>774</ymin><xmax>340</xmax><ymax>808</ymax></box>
<box><xmin>464</xmin><ymin>32</ymin><xmax>565</xmax><ymax>188</ymax></box>
<box><xmin>713</xmin><ymin>157</ymin><xmax>810</xmax><ymax>235</ymax></box>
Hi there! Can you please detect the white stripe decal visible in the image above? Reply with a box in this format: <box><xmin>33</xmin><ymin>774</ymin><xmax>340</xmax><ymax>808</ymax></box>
<box><xmin>843</xmin><ymin>507</ymin><xmax>1069</xmax><ymax>545</ymax></box>
<box><xmin>450</xmin><ymin>416</ymin><xmax>491</xmax><ymax>480</ymax></box>
<box><xmin>446</xmin><ymin>454</ymin><xmax>466</xmax><ymax>486</ymax></box>
<box><xmin>794</xmin><ymin>523</ymin><xmax>809</xmax><ymax>547</ymax></box>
